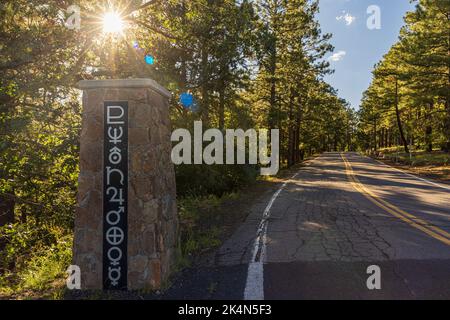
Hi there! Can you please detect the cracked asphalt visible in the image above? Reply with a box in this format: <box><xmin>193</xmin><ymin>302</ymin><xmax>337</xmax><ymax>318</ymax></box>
<box><xmin>164</xmin><ymin>152</ymin><xmax>450</xmax><ymax>300</ymax></box>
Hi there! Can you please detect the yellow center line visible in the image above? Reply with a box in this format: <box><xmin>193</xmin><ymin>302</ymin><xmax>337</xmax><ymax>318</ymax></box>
<box><xmin>340</xmin><ymin>153</ymin><xmax>450</xmax><ymax>246</ymax></box>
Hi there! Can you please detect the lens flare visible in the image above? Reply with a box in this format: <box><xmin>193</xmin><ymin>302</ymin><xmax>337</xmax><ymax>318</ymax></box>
<box><xmin>145</xmin><ymin>55</ymin><xmax>155</xmax><ymax>65</ymax></box>
<box><xmin>180</xmin><ymin>93</ymin><xmax>195</xmax><ymax>108</ymax></box>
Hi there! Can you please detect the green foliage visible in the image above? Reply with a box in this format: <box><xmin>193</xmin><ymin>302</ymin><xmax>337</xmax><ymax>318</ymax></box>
<box><xmin>176</xmin><ymin>164</ymin><xmax>259</xmax><ymax>197</ymax></box>
<box><xmin>358</xmin><ymin>0</ymin><xmax>450</xmax><ymax>153</ymax></box>
<box><xmin>0</xmin><ymin>0</ymin><xmax>355</xmax><ymax>298</ymax></box>
<box><xmin>18</xmin><ymin>237</ymin><xmax>72</xmax><ymax>292</ymax></box>
<box><xmin>0</xmin><ymin>233</ymin><xmax>72</xmax><ymax>299</ymax></box>
<box><xmin>177</xmin><ymin>194</ymin><xmax>238</xmax><ymax>262</ymax></box>
<box><xmin>377</xmin><ymin>148</ymin><xmax>450</xmax><ymax>167</ymax></box>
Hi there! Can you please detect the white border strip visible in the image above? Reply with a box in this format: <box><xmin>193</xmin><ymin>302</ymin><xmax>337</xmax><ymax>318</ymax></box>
<box><xmin>372</xmin><ymin>158</ymin><xmax>450</xmax><ymax>191</ymax></box>
<box><xmin>243</xmin><ymin>159</ymin><xmax>316</xmax><ymax>300</ymax></box>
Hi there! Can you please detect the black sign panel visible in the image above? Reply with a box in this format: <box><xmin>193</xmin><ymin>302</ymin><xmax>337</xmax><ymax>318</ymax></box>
<box><xmin>103</xmin><ymin>101</ymin><xmax>128</xmax><ymax>290</ymax></box>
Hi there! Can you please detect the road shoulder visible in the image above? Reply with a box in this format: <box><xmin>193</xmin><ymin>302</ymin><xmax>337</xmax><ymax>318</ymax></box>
<box><xmin>370</xmin><ymin>154</ymin><xmax>450</xmax><ymax>186</ymax></box>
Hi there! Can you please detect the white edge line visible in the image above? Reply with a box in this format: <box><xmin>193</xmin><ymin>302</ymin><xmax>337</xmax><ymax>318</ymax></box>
<box><xmin>243</xmin><ymin>159</ymin><xmax>315</xmax><ymax>300</ymax></box>
<box><xmin>370</xmin><ymin>157</ymin><xmax>450</xmax><ymax>192</ymax></box>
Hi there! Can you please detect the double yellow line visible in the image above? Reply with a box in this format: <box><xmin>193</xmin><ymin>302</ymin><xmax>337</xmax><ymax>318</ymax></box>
<box><xmin>340</xmin><ymin>153</ymin><xmax>450</xmax><ymax>246</ymax></box>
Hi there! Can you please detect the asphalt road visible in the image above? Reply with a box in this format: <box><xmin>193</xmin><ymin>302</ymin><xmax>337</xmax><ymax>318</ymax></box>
<box><xmin>163</xmin><ymin>152</ymin><xmax>450</xmax><ymax>300</ymax></box>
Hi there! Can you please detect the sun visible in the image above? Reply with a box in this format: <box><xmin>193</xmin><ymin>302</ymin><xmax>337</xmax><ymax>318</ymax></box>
<box><xmin>102</xmin><ymin>11</ymin><xmax>125</xmax><ymax>34</ymax></box>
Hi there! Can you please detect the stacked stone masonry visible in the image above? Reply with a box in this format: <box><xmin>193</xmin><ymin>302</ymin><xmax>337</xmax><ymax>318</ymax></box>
<box><xmin>73</xmin><ymin>79</ymin><xmax>178</xmax><ymax>290</ymax></box>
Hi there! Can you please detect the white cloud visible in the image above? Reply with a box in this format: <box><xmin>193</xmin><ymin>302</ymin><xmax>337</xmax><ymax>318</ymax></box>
<box><xmin>328</xmin><ymin>51</ymin><xmax>347</xmax><ymax>62</ymax></box>
<box><xmin>336</xmin><ymin>11</ymin><xmax>356</xmax><ymax>26</ymax></box>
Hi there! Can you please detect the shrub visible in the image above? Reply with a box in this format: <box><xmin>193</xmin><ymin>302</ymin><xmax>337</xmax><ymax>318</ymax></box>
<box><xmin>175</xmin><ymin>164</ymin><xmax>259</xmax><ymax>197</ymax></box>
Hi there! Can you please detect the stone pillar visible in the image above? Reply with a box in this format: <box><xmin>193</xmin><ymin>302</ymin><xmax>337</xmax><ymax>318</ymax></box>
<box><xmin>74</xmin><ymin>79</ymin><xmax>178</xmax><ymax>290</ymax></box>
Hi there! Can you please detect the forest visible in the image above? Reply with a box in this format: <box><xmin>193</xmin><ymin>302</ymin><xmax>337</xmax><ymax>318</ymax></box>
<box><xmin>0</xmin><ymin>0</ymin><xmax>448</xmax><ymax>298</ymax></box>
<box><xmin>358</xmin><ymin>0</ymin><xmax>449</xmax><ymax>156</ymax></box>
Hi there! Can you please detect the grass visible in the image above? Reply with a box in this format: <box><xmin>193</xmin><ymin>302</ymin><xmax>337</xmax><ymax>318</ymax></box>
<box><xmin>376</xmin><ymin>147</ymin><xmax>450</xmax><ymax>167</ymax></box>
<box><xmin>372</xmin><ymin>147</ymin><xmax>450</xmax><ymax>182</ymax></box>
<box><xmin>0</xmin><ymin>156</ymin><xmax>316</xmax><ymax>299</ymax></box>
<box><xmin>177</xmin><ymin>192</ymin><xmax>240</xmax><ymax>267</ymax></box>
<box><xmin>0</xmin><ymin>192</ymin><xmax>243</xmax><ymax>300</ymax></box>
<box><xmin>0</xmin><ymin>236</ymin><xmax>72</xmax><ymax>299</ymax></box>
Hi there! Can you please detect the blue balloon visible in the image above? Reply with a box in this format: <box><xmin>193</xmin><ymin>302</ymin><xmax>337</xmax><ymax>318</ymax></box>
<box><xmin>145</xmin><ymin>55</ymin><xmax>154</xmax><ymax>65</ymax></box>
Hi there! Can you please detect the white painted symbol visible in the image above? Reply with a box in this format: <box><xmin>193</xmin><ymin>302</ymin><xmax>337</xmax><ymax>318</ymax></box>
<box><xmin>106</xmin><ymin>187</ymin><xmax>125</xmax><ymax>205</ymax></box>
<box><xmin>106</xmin><ymin>227</ymin><xmax>124</xmax><ymax>246</ymax></box>
<box><xmin>106</xmin><ymin>167</ymin><xmax>125</xmax><ymax>186</ymax></box>
<box><xmin>109</xmin><ymin>147</ymin><xmax>122</xmax><ymax>165</ymax></box>
<box><xmin>108</xmin><ymin>127</ymin><xmax>123</xmax><ymax>144</ymax></box>
<box><xmin>108</xmin><ymin>266</ymin><xmax>122</xmax><ymax>286</ymax></box>
<box><xmin>106</xmin><ymin>207</ymin><xmax>124</xmax><ymax>225</ymax></box>
<box><xmin>107</xmin><ymin>106</ymin><xmax>125</xmax><ymax>125</ymax></box>
<box><xmin>107</xmin><ymin>247</ymin><xmax>123</xmax><ymax>266</ymax></box>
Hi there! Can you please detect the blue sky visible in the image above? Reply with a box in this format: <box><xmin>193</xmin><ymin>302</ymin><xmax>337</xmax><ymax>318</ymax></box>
<box><xmin>317</xmin><ymin>0</ymin><xmax>416</xmax><ymax>109</ymax></box>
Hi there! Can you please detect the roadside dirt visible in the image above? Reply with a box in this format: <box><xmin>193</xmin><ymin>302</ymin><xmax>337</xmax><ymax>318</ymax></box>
<box><xmin>66</xmin><ymin>157</ymin><xmax>315</xmax><ymax>300</ymax></box>
<box><xmin>373</xmin><ymin>157</ymin><xmax>450</xmax><ymax>185</ymax></box>
<box><xmin>191</xmin><ymin>158</ymin><xmax>315</xmax><ymax>268</ymax></box>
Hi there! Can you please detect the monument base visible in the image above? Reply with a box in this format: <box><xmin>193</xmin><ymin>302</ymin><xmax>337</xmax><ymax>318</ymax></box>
<box><xmin>74</xmin><ymin>79</ymin><xmax>178</xmax><ymax>290</ymax></box>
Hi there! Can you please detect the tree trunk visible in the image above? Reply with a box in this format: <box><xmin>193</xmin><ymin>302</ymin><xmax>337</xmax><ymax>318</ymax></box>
<box><xmin>201</xmin><ymin>44</ymin><xmax>210</xmax><ymax>125</ymax></box>
<box><xmin>0</xmin><ymin>195</ymin><xmax>14</xmax><ymax>226</ymax></box>
<box><xmin>218</xmin><ymin>83</ymin><xmax>225</xmax><ymax>131</ymax></box>
<box><xmin>444</xmin><ymin>99</ymin><xmax>450</xmax><ymax>152</ymax></box>
<box><xmin>445</xmin><ymin>16</ymin><xmax>450</xmax><ymax>152</ymax></box>
<box><xmin>425</xmin><ymin>102</ymin><xmax>433</xmax><ymax>152</ymax></box>
<box><xmin>394</xmin><ymin>79</ymin><xmax>409</xmax><ymax>153</ymax></box>
<box><xmin>373</xmin><ymin>119</ymin><xmax>377</xmax><ymax>151</ymax></box>
<box><xmin>295</xmin><ymin>92</ymin><xmax>302</xmax><ymax>163</ymax></box>
<box><xmin>287</xmin><ymin>90</ymin><xmax>295</xmax><ymax>167</ymax></box>
<box><xmin>268</xmin><ymin>44</ymin><xmax>277</xmax><ymax>129</ymax></box>
<box><xmin>385</xmin><ymin>128</ymin><xmax>389</xmax><ymax>148</ymax></box>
